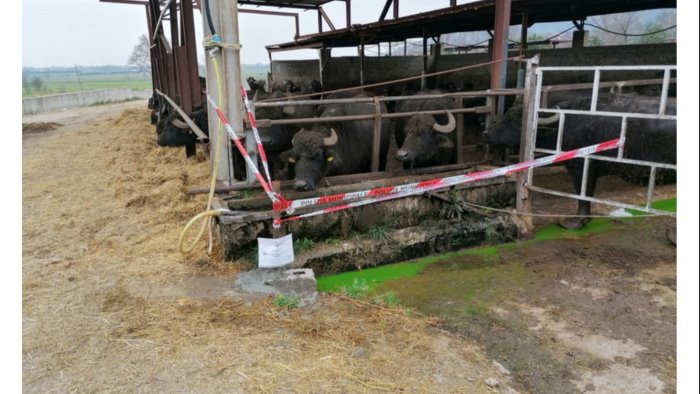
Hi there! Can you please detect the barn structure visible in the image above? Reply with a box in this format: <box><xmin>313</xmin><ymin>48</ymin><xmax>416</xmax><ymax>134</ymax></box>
<box><xmin>100</xmin><ymin>0</ymin><xmax>676</xmax><ymax>268</ymax></box>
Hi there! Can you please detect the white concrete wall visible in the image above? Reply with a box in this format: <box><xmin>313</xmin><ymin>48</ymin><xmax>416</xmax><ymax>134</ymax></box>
<box><xmin>22</xmin><ymin>88</ymin><xmax>152</xmax><ymax>115</ymax></box>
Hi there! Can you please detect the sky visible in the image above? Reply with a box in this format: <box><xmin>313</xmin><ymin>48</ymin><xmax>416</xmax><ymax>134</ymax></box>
<box><xmin>7</xmin><ymin>1</ymin><xmax>699</xmax><ymax>391</ymax></box>
<box><xmin>21</xmin><ymin>0</ymin><xmax>468</xmax><ymax>67</ymax></box>
<box><xmin>20</xmin><ymin>0</ymin><xmax>675</xmax><ymax>68</ymax></box>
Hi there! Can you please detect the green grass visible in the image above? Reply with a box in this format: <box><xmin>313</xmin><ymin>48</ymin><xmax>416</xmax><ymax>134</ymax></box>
<box><xmin>22</xmin><ymin>64</ymin><xmax>269</xmax><ymax>99</ymax></box>
<box><xmin>22</xmin><ymin>72</ymin><xmax>152</xmax><ymax>98</ymax></box>
<box><xmin>293</xmin><ymin>237</ymin><xmax>315</xmax><ymax>253</ymax></box>
<box><xmin>272</xmin><ymin>294</ymin><xmax>299</xmax><ymax>309</ymax></box>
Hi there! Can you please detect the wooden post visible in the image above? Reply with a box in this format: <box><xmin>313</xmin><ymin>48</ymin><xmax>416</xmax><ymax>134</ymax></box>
<box><xmin>515</xmin><ymin>55</ymin><xmax>540</xmax><ymax>236</ymax></box>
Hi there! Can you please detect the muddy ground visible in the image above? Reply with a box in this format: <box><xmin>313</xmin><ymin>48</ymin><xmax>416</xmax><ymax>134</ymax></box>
<box><xmin>23</xmin><ymin>101</ymin><xmax>677</xmax><ymax>393</ymax></box>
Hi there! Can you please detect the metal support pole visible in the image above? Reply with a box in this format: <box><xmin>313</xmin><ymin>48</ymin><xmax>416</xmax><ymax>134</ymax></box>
<box><xmin>360</xmin><ymin>40</ymin><xmax>365</xmax><ymax>86</ymax></box>
<box><xmin>345</xmin><ymin>0</ymin><xmax>351</xmax><ymax>28</ymax></box>
<box><xmin>490</xmin><ymin>0</ymin><xmax>511</xmax><ymax>116</ymax></box>
<box><xmin>520</xmin><ymin>10</ymin><xmax>528</xmax><ymax>55</ymax></box>
<box><xmin>455</xmin><ymin>97</ymin><xmax>464</xmax><ymax>164</ymax></box>
<box><xmin>371</xmin><ymin>97</ymin><xmax>382</xmax><ymax>172</ymax></box>
<box><xmin>421</xmin><ymin>29</ymin><xmax>428</xmax><ymax>90</ymax></box>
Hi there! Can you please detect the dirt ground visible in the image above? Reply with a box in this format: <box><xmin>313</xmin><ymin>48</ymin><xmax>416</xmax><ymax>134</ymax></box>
<box><xmin>22</xmin><ymin>101</ymin><xmax>677</xmax><ymax>393</ymax></box>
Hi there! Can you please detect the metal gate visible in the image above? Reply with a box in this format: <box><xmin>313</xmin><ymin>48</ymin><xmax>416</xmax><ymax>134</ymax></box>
<box><xmin>516</xmin><ymin>57</ymin><xmax>677</xmax><ymax>219</ymax></box>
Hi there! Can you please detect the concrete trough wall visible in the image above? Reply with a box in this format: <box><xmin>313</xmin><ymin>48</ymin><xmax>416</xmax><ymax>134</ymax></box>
<box><xmin>218</xmin><ymin>175</ymin><xmax>518</xmax><ymax>267</ymax></box>
<box><xmin>271</xmin><ymin>43</ymin><xmax>676</xmax><ymax>92</ymax></box>
<box><xmin>23</xmin><ymin>88</ymin><xmax>152</xmax><ymax>115</ymax></box>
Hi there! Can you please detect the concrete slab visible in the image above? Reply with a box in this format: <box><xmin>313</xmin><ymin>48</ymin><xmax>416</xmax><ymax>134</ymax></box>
<box><xmin>233</xmin><ymin>267</ymin><xmax>318</xmax><ymax>306</ymax></box>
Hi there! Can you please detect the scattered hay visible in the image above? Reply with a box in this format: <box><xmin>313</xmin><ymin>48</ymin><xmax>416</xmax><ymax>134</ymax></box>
<box><xmin>23</xmin><ymin>104</ymin><xmax>506</xmax><ymax>393</ymax></box>
<box><xmin>22</xmin><ymin>122</ymin><xmax>62</xmax><ymax>134</ymax></box>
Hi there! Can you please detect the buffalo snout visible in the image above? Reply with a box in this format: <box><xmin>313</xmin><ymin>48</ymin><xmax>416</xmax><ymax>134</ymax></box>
<box><xmin>293</xmin><ymin>179</ymin><xmax>311</xmax><ymax>191</ymax></box>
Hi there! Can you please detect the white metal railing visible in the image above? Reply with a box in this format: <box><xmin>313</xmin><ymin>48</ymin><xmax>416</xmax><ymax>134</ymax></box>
<box><xmin>521</xmin><ymin>63</ymin><xmax>677</xmax><ymax>215</ymax></box>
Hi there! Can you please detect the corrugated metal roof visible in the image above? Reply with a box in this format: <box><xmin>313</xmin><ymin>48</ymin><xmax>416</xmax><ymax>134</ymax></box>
<box><xmin>266</xmin><ymin>0</ymin><xmax>676</xmax><ymax>51</ymax></box>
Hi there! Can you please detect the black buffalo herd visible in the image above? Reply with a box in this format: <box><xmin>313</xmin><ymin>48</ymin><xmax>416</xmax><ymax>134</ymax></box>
<box><xmin>147</xmin><ymin>78</ymin><xmax>676</xmax><ymax>229</ymax></box>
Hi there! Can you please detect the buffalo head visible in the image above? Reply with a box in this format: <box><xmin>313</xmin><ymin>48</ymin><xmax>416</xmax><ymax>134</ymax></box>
<box><xmin>279</xmin><ymin>127</ymin><xmax>339</xmax><ymax>191</ymax></box>
<box><xmin>482</xmin><ymin>101</ymin><xmax>559</xmax><ymax>148</ymax></box>
<box><xmin>395</xmin><ymin>111</ymin><xmax>456</xmax><ymax>166</ymax></box>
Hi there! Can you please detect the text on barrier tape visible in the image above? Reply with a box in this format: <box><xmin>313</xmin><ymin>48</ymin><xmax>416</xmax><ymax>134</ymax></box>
<box><xmin>272</xmin><ymin>137</ymin><xmax>624</xmax><ymax>226</ymax></box>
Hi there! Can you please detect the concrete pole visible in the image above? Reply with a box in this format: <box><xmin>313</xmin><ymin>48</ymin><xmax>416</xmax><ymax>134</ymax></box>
<box><xmin>219</xmin><ymin>0</ymin><xmax>247</xmax><ymax>182</ymax></box>
<box><xmin>203</xmin><ymin>0</ymin><xmax>235</xmax><ymax>185</ymax></box>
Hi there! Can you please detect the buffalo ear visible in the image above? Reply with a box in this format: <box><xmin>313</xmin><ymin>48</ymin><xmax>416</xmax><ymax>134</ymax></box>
<box><xmin>435</xmin><ymin>134</ymin><xmax>454</xmax><ymax>149</ymax></box>
<box><xmin>279</xmin><ymin>150</ymin><xmax>298</xmax><ymax>164</ymax></box>
<box><xmin>324</xmin><ymin>149</ymin><xmax>340</xmax><ymax>165</ymax></box>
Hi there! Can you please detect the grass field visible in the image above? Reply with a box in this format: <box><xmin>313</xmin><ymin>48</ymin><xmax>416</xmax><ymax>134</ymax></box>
<box><xmin>22</xmin><ymin>64</ymin><xmax>270</xmax><ymax>99</ymax></box>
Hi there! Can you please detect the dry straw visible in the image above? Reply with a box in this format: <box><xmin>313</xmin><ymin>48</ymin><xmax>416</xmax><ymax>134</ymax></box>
<box><xmin>23</xmin><ymin>103</ymin><xmax>505</xmax><ymax>393</ymax></box>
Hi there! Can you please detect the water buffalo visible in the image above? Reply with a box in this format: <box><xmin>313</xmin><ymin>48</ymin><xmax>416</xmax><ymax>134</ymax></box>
<box><xmin>394</xmin><ymin>90</ymin><xmax>460</xmax><ymax>168</ymax></box>
<box><xmin>154</xmin><ymin>103</ymin><xmax>208</xmax><ymax>148</ymax></box>
<box><xmin>483</xmin><ymin>93</ymin><xmax>676</xmax><ymax>229</ymax></box>
<box><xmin>279</xmin><ymin>91</ymin><xmax>393</xmax><ymax>191</ymax></box>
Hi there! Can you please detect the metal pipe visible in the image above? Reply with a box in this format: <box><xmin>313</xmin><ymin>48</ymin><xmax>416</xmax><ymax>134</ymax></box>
<box><xmin>152</xmin><ymin>0</ymin><xmax>175</xmax><ymax>42</ymax></box>
<box><xmin>371</xmin><ymin>97</ymin><xmax>382</xmax><ymax>172</ymax></box>
<box><xmin>617</xmin><ymin>116</ymin><xmax>628</xmax><ymax>159</ymax></box>
<box><xmin>538</xmin><ymin>65</ymin><xmax>677</xmax><ymax>71</ymax></box>
<box><xmin>645</xmin><ymin>166</ymin><xmax>658</xmax><ymax>209</ymax></box>
<box><xmin>319</xmin><ymin>7</ymin><xmax>335</xmax><ymax>30</ymax></box>
<box><xmin>555</xmin><ymin>113</ymin><xmax>565</xmax><ymax>152</ymax></box>
<box><xmin>345</xmin><ymin>0</ymin><xmax>351</xmax><ymax>28</ymax></box>
<box><xmin>537</xmin><ymin>107</ymin><xmax>677</xmax><ymax>121</ymax></box>
<box><xmin>520</xmin><ymin>10</ymin><xmax>528</xmax><ymax>54</ymax></box>
<box><xmin>590</xmin><ymin>69</ymin><xmax>600</xmax><ymax>111</ymax></box>
<box><xmin>256</xmin><ymin>91</ymin><xmax>520</xmax><ymax>107</ymax></box>
<box><xmin>527</xmin><ymin>186</ymin><xmax>675</xmax><ymax>216</ymax></box>
<box><xmin>253</xmin><ymin>106</ymin><xmax>490</xmax><ymax>127</ymax></box>
<box><xmin>360</xmin><ymin>40</ymin><xmax>365</xmax><ymax>86</ymax></box>
<box><xmin>541</xmin><ymin>78</ymin><xmax>676</xmax><ymax>94</ymax></box>
<box><xmin>580</xmin><ymin>157</ymin><xmax>590</xmax><ymax>196</ymax></box>
<box><xmin>490</xmin><ymin>0</ymin><xmax>511</xmax><ymax>116</ymax></box>
<box><xmin>533</xmin><ymin>149</ymin><xmax>677</xmax><ymax>170</ymax></box>
<box><xmin>379</xmin><ymin>0</ymin><xmax>392</xmax><ymax>21</ymax></box>
<box><xmin>659</xmin><ymin>68</ymin><xmax>671</xmax><ymax>115</ymax></box>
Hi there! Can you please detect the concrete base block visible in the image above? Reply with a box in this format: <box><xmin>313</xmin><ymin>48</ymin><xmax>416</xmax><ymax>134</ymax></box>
<box><xmin>233</xmin><ymin>268</ymin><xmax>318</xmax><ymax>306</ymax></box>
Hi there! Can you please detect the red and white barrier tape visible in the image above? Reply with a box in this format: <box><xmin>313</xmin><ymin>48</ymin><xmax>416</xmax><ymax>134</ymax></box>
<box><xmin>206</xmin><ymin>95</ymin><xmax>285</xmax><ymax>204</ymax></box>
<box><xmin>272</xmin><ymin>138</ymin><xmax>624</xmax><ymax>226</ymax></box>
<box><xmin>239</xmin><ymin>86</ymin><xmax>274</xmax><ymax>188</ymax></box>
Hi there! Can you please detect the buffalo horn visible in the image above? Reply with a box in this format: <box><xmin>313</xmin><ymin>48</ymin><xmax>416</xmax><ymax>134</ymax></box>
<box><xmin>538</xmin><ymin>106</ymin><xmax>560</xmax><ymax>125</ymax></box>
<box><xmin>323</xmin><ymin>128</ymin><xmax>338</xmax><ymax>146</ymax></box>
<box><xmin>432</xmin><ymin>111</ymin><xmax>456</xmax><ymax>134</ymax></box>
<box><xmin>172</xmin><ymin>119</ymin><xmax>190</xmax><ymax>129</ymax></box>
